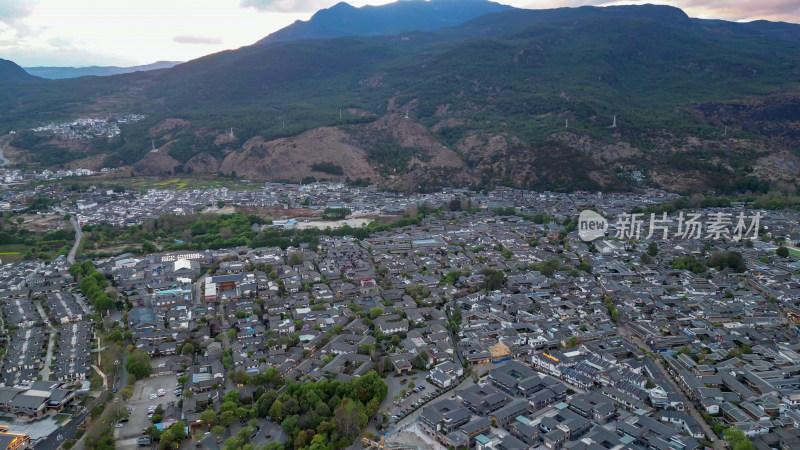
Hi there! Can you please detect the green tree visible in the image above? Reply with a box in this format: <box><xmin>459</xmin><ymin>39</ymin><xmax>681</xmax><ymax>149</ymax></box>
<box><xmin>269</xmin><ymin>399</ymin><xmax>284</xmax><ymax>422</ymax></box>
<box><xmin>120</xmin><ymin>386</ymin><xmax>133</xmax><ymax>401</ymax></box>
<box><xmin>181</xmin><ymin>342</ymin><xmax>195</xmax><ymax>356</ymax></box>
<box><xmin>167</xmin><ymin>421</ymin><xmax>187</xmax><ymax>441</ymax></box>
<box><xmin>211</xmin><ymin>425</ymin><xmax>226</xmax><ymax>441</ymax></box>
<box><xmin>200</xmin><ymin>408</ymin><xmax>217</xmax><ymax>427</ymax></box>
<box><xmin>107</xmin><ymin>330</ymin><xmax>123</xmax><ymax>342</ymax></box>
<box><xmin>481</xmin><ymin>268</ymin><xmax>506</xmax><ymax>291</ymax></box>
<box><xmin>566</xmin><ymin>336</ymin><xmax>578</xmax><ymax>348</ymax></box>
<box><xmin>288</xmin><ymin>251</ymin><xmax>304</xmax><ymax>266</ymax></box>
<box><xmin>220</xmin><ymin>410</ymin><xmax>235</xmax><ymax>427</ymax></box>
<box><xmin>724</xmin><ymin>426</ymin><xmax>754</xmax><ymax>450</ymax></box>
<box><xmin>444</xmin><ymin>270</ymin><xmax>462</xmax><ymax>285</ymax></box>
<box><xmin>411</xmin><ymin>352</ymin><xmax>429</xmax><ymax>370</ymax></box>
<box><xmin>334</xmin><ymin>398</ymin><xmax>367</xmax><ymax>441</ymax></box>
<box><xmin>235</xmin><ymin>406</ymin><xmax>251</xmax><ymax>421</ymax></box>
<box><xmin>125</xmin><ymin>349</ymin><xmax>152</xmax><ymax>380</ymax></box>
<box><xmin>451</xmin><ymin>304</ymin><xmax>462</xmax><ymax>325</ymax></box>
<box><xmin>369</xmin><ymin>307</ymin><xmax>383</xmax><ymax>320</ymax></box>
<box><xmin>776</xmin><ymin>246</ymin><xmax>789</xmax><ymax>257</ymax></box>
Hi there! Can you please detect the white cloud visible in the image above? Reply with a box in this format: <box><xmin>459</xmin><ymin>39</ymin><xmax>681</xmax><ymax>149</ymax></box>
<box><xmin>241</xmin><ymin>0</ymin><xmax>338</xmax><ymax>13</ymax></box>
<box><xmin>0</xmin><ymin>0</ymin><xmax>309</xmax><ymax>66</ymax></box>
<box><xmin>173</xmin><ymin>35</ymin><xmax>223</xmax><ymax>44</ymax></box>
<box><xmin>0</xmin><ymin>0</ymin><xmax>798</xmax><ymax>66</ymax></box>
<box><xmin>0</xmin><ymin>0</ymin><xmax>38</xmax><ymax>23</ymax></box>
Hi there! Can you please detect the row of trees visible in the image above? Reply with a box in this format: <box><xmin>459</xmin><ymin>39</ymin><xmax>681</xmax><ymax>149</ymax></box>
<box><xmin>70</xmin><ymin>262</ymin><xmax>115</xmax><ymax>312</ymax></box>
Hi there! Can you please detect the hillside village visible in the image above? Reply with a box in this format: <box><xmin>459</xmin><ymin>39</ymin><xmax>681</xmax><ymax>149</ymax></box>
<box><xmin>0</xmin><ymin>182</ymin><xmax>799</xmax><ymax>450</ymax></box>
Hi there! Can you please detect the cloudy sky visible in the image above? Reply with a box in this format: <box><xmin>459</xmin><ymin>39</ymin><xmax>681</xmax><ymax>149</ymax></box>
<box><xmin>1</xmin><ymin>0</ymin><xmax>798</xmax><ymax>67</ymax></box>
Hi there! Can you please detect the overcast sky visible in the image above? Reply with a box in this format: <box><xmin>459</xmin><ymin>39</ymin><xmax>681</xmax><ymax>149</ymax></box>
<box><xmin>1</xmin><ymin>0</ymin><xmax>798</xmax><ymax>67</ymax></box>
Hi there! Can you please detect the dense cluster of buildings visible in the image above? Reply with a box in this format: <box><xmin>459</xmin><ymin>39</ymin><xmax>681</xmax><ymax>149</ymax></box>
<box><xmin>0</xmin><ymin>258</ymin><xmax>91</xmax><ymax>410</ymax></box>
<box><xmin>1</xmin><ymin>181</ymin><xmax>800</xmax><ymax>449</ymax></box>
<box><xmin>0</xmin><ymin>167</ymin><xmax>96</xmax><ymax>190</ymax></box>
<box><xmin>29</xmin><ymin>114</ymin><xmax>146</xmax><ymax>140</ymax></box>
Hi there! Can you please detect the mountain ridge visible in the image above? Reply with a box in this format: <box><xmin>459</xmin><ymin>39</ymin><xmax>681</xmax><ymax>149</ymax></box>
<box><xmin>257</xmin><ymin>0</ymin><xmax>515</xmax><ymax>44</ymax></box>
<box><xmin>23</xmin><ymin>61</ymin><xmax>183</xmax><ymax>80</ymax></box>
<box><xmin>1</xmin><ymin>3</ymin><xmax>800</xmax><ymax>194</ymax></box>
<box><xmin>0</xmin><ymin>58</ymin><xmax>40</xmax><ymax>82</ymax></box>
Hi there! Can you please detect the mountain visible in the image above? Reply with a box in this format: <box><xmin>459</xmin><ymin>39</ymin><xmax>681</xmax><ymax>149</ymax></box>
<box><xmin>257</xmin><ymin>0</ymin><xmax>514</xmax><ymax>44</ymax></box>
<box><xmin>23</xmin><ymin>61</ymin><xmax>183</xmax><ymax>80</ymax></box>
<box><xmin>0</xmin><ymin>58</ymin><xmax>40</xmax><ymax>82</ymax></box>
<box><xmin>2</xmin><ymin>4</ymin><xmax>800</xmax><ymax>194</ymax></box>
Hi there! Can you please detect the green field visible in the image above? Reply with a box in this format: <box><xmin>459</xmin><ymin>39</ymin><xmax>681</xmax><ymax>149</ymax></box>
<box><xmin>0</xmin><ymin>244</ymin><xmax>29</xmax><ymax>262</ymax></box>
<box><xmin>69</xmin><ymin>176</ymin><xmax>263</xmax><ymax>192</ymax></box>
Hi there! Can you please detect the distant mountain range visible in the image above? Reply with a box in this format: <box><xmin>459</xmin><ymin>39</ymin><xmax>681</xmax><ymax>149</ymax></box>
<box><xmin>257</xmin><ymin>0</ymin><xmax>514</xmax><ymax>44</ymax></box>
<box><xmin>0</xmin><ymin>59</ymin><xmax>40</xmax><ymax>82</ymax></box>
<box><xmin>1</xmin><ymin>1</ymin><xmax>800</xmax><ymax>194</ymax></box>
<box><xmin>23</xmin><ymin>61</ymin><xmax>183</xmax><ymax>80</ymax></box>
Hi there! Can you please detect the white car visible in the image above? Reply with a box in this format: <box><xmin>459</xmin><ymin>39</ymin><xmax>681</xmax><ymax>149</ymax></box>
<box><xmin>149</xmin><ymin>394</ymin><xmax>157</xmax><ymax>399</ymax></box>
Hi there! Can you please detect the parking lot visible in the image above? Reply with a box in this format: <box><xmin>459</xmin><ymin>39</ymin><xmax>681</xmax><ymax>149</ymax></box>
<box><xmin>115</xmin><ymin>374</ymin><xmax>181</xmax><ymax>450</ymax></box>
<box><xmin>386</xmin><ymin>375</ymin><xmax>439</xmax><ymax>424</ymax></box>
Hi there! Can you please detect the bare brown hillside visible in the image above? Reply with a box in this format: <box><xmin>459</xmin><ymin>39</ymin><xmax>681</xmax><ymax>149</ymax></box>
<box><xmin>218</xmin><ymin>127</ymin><xmax>380</xmax><ymax>182</ymax></box>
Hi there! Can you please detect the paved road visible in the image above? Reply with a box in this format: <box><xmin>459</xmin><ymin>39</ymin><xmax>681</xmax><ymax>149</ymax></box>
<box><xmin>68</xmin><ymin>217</ymin><xmax>82</xmax><ymax>264</ymax></box>
<box><xmin>35</xmin><ymin>409</ymin><xmax>89</xmax><ymax>450</ymax></box>
<box><xmin>193</xmin><ymin>274</ymin><xmax>207</xmax><ymax>305</ymax></box>
<box><xmin>70</xmin><ymin>390</ymin><xmax>115</xmax><ymax>450</ymax></box>
<box><xmin>116</xmin><ymin>349</ymin><xmax>129</xmax><ymax>392</ymax></box>
<box><xmin>647</xmin><ymin>355</ymin><xmax>723</xmax><ymax>449</ymax></box>
<box><xmin>0</xmin><ymin>143</ymin><xmax>8</xmax><ymax>167</ymax></box>
<box><xmin>617</xmin><ymin>325</ymin><xmax>723</xmax><ymax>449</ymax></box>
<box><xmin>34</xmin><ymin>300</ymin><xmax>57</xmax><ymax>381</ymax></box>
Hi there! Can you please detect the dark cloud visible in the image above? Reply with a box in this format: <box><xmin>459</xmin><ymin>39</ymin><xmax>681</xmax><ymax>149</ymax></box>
<box><xmin>173</xmin><ymin>35</ymin><xmax>223</xmax><ymax>45</ymax></box>
<box><xmin>240</xmin><ymin>0</ymin><xmax>336</xmax><ymax>13</ymax></box>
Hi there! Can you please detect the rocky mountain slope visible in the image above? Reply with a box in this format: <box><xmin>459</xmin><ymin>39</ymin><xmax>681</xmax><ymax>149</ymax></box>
<box><xmin>1</xmin><ymin>2</ymin><xmax>799</xmax><ymax>193</ymax></box>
